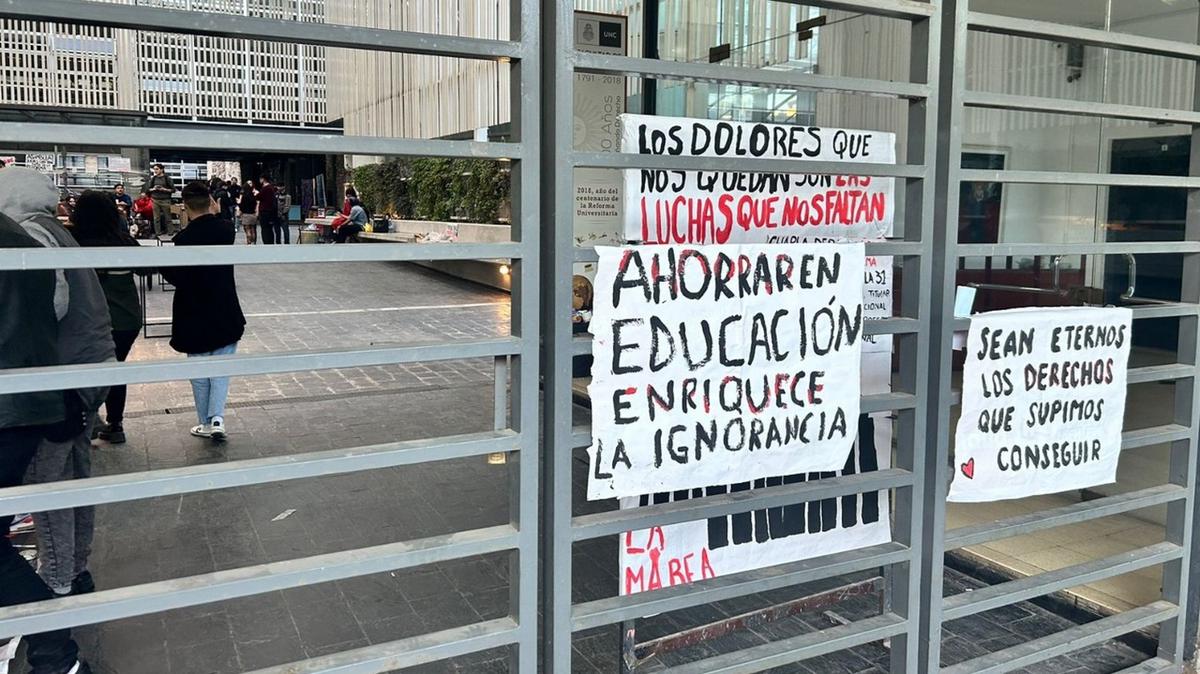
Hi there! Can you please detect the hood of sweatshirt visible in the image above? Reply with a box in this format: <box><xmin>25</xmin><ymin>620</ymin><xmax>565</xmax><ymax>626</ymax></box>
<box><xmin>0</xmin><ymin>166</ymin><xmax>59</xmax><ymax>224</ymax></box>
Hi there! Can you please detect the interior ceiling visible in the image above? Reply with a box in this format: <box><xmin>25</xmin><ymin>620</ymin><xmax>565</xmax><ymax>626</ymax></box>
<box><xmin>969</xmin><ymin>0</ymin><xmax>1194</xmax><ymax>28</ymax></box>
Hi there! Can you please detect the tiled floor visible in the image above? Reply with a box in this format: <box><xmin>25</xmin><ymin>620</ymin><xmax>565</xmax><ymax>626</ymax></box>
<box><xmin>948</xmin><ymin>494</ymin><xmax>1166</xmax><ymax>614</ymax></box>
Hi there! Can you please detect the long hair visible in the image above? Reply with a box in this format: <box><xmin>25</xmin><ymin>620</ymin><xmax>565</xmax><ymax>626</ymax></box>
<box><xmin>71</xmin><ymin>190</ymin><xmax>136</xmax><ymax>247</ymax></box>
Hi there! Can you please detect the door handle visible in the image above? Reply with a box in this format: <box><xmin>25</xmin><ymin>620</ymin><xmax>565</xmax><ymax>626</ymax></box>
<box><xmin>1122</xmin><ymin>253</ymin><xmax>1136</xmax><ymax>301</ymax></box>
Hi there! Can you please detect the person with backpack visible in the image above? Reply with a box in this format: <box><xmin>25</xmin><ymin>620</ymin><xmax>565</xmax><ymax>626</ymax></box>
<box><xmin>143</xmin><ymin>163</ymin><xmax>176</xmax><ymax>236</ymax></box>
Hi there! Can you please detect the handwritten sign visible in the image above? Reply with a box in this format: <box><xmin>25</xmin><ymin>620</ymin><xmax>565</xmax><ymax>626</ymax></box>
<box><xmin>948</xmin><ymin>307</ymin><xmax>1132</xmax><ymax>503</ymax></box>
<box><xmin>619</xmin><ymin>412</ymin><xmax>893</xmax><ymax>594</ymax></box>
<box><xmin>618</xmin><ymin>114</ymin><xmax>895</xmax><ymax>245</ymax></box>
<box><xmin>587</xmin><ymin>242</ymin><xmax>865</xmax><ymax>499</ymax></box>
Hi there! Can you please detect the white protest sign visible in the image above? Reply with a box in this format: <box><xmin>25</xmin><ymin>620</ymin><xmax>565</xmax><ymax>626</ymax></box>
<box><xmin>619</xmin><ymin>403</ymin><xmax>893</xmax><ymax>595</ymax></box>
<box><xmin>587</xmin><ymin>242</ymin><xmax>865</xmax><ymax>500</ymax></box>
<box><xmin>618</xmin><ymin>114</ymin><xmax>896</xmax><ymax>245</ymax></box>
<box><xmin>948</xmin><ymin>307</ymin><xmax>1132</xmax><ymax>503</ymax></box>
<box><xmin>862</xmin><ymin>254</ymin><xmax>892</xmax><ymax>354</ymax></box>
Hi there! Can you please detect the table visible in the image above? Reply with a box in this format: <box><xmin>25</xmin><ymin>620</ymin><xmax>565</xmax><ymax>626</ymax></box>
<box><xmin>137</xmin><ymin>237</ymin><xmax>173</xmax><ymax>339</ymax></box>
<box><xmin>304</xmin><ymin>216</ymin><xmax>339</xmax><ymax>242</ymax></box>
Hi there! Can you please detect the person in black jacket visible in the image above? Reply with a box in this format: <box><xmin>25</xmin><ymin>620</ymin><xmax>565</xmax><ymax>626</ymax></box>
<box><xmin>238</xmin><ymin>179</ymin><xmax>257</xmax><ymax>245</ymax></box>
<box><xmin>0</xmin><ymin>213</ymin><xmax>94</xmax><ymax>674</ymax></box>
<box><xmin>72</xmin><ymin>191</ymin><xmax>147</xmax><ymax>445</ymax></box>
<box><xmin>162</xmin><ymin>181</ymin><xmax>246</xmax><ymax>442</ymax></box>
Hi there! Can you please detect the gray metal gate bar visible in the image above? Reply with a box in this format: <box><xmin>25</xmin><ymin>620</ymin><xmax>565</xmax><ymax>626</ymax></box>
<box><xmin>945</xmin><ymin>485</ymin><xmax>1189</xmax><ymax>549</ymax></box>
<box><xmin>570</xmin><ymin>471</ymin><xmax>913</xmax><ymax>541</ymax></box>
<box><xmin>942</xmin><ymin>602</ymin><xmax>1181</xmax><ymax>674</ymax></box>
<box><xmin>0</xmin><ymin>241</ymin><xmax>523</xmax><ymax>269</ymax></box>
<box><xmin>1158</xmin><ymin>14</ymin><xmax>1200</xmax><ymax>663</ymax></box>
<box><xmin>0</xmin><ymin>122</ymin><xmax>520</xmax><ymax>159</ymax></box>
<box><xmin>962</xmin><ymin>91</ymin><xmax>1200</xmax><ymax>126</ymax></box>
<box><xmin>0</xmin><ymin>0</ymin><xmax>523</xmax><ymax>60</ymax></box>
<box><xmin>0</xmin><ymin>431</ymin><xmax>516</xmax><ymax>516</ymax></box>
<box><xmin>0</xmin><ymin>338</ymin><xmax>519</xmax><ymax>393</ymax></box>
<box><xmin>245</xmin><ymin>618</ymin><xmax>521</xmax><ymax>674</ymax></box>
<box><xmin>0</xmin><ymin>524</ymin><xmax>519</xmax><ymax>638</ymax></box>
<box><xmin>663</xmin><ymin>613</ymin><xmax>909</xmax><ymax>674</ymax></box>
<box><xmin>572</xmin><ymin>543</ymin><xmax>910</xmax><ymax>631</ymax></box>
<box><xmin>573</xmin><ymin>52</ymin><xmax>933</xmax><ymax>99</ymax></box>
<box><xmin>942</xmin><ymin>543</ymin><xmax>1183</xmax><ymax>621</ymax></box>
<box><xmin>967</xmin><ymin>11</ymin><xmax>1200</xmax><ymax>60</ymax></box>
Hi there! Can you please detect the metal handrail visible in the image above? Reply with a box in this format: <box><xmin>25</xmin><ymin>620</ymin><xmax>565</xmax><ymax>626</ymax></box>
<box><xmin>967</xmin><ymin>255</ymin><xmax>1067</xmax><ymax>297</ymax></box>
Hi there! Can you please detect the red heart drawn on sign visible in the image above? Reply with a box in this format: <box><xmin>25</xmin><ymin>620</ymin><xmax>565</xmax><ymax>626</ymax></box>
<box><xmin>961</xmin><ymin>458</ymin><xmax>975</xmax><ymax>480</ymax></box>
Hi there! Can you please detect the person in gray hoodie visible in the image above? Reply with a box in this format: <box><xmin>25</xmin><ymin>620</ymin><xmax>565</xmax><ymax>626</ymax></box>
<box><xmin>0</xmin><ymin>212</ymin><xmax>93</xmax><ymax>674</ymax></box>
<box><xmin>0</xmin><ymin>167</ymin><xmax>114</xmax><ymax>601</ymax></box>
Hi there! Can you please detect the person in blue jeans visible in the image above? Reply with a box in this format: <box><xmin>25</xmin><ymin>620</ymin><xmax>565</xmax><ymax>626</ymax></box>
<box><xmin>162</xmin><ymin>181</ymin><xmax>246</xmax><ymax>442</ymax></box>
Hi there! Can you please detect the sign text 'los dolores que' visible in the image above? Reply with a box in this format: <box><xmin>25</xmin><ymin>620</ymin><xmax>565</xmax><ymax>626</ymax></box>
<box><xmin>587</xmin><ymin>242</ymin><xmax>866</xmax><ymax>500</ymax></box>
<box><xmin>619</xmin><ymin>114</ymin><xmax>896</xmax><ymax>246</ymax></box>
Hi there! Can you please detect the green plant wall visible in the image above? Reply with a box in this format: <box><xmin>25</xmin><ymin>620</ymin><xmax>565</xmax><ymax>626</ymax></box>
<box><xmin>351</xmin><ymin>158</ymin><xmax>509</xmax><ymax>223</ymax></box>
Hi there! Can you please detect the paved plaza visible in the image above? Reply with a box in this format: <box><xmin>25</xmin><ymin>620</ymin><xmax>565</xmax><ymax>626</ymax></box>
<box><xmin>12</xmin><ymin>259</ymin><xmax>1152</xmax><ymax>673</ymax></box>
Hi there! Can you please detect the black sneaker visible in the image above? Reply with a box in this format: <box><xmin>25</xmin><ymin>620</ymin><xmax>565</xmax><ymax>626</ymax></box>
<box><xmin>71</xmin><ymin>571</ymin><xmax>95</xmax><ymax>596</ymax></box>
<box><xmin>96</xmin><ymin>424</ymin><xmax>125</xmax><ymax>445</ymax></box>
<box><xmin>32</xmin><ymin>659</ymin><xmax>91</xmax><ymax>674</ymax></box>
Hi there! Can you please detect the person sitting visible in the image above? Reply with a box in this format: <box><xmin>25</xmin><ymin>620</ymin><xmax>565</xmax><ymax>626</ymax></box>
<box><xmin>333</xmin><ymin>198</ymin><xmax>368</xmax><ymax>243</ymax></box>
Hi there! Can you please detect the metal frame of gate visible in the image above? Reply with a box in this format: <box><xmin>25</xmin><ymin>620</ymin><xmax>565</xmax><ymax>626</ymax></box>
<box><xmin>541</xmin><ymin>0</ymin><xmax>942</xmax><ymax>671</ymax></box>
<box><xmin>922</xmin><ymin>3</ymin><xmax>1200</xmax><ymax>672</ymax></box>
<box><xmin>1</xmin><ymin>0</ymin><xmax>1200</xmax><ymax>673</ymax></box>
<box><xmin>0</xmin><ymin>0</ymin><xmax>543</xmax><ymax>671</ymax></box>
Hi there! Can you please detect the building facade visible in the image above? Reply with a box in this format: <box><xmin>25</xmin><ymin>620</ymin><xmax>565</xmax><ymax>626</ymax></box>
<box><xmin>0</xmin><ymin>0</ymin><xmax>326</xmax><ymax>126</ymax></box>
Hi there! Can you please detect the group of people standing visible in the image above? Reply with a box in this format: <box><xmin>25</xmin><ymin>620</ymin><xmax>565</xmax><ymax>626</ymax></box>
<box><xmin>127</xmin><ymin>165</ymin><xmax>293</xmax><ymax>245</ymax></box>
<box><xmin>233</xmin><ymin>175</ymin><xmax>290</xmax><ymax>245</ymax></box>
<box><xmin>0</xmin><ymin>168</ymin><xmax>245</xmax><ymax>674</ymax></box>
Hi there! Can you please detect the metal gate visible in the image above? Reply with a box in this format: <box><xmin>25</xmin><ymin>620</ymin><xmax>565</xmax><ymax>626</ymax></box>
<box><xmin>0</xmin><ymin>0</ymin><xmax>1197</xmax><ymax>672</ymax></box>
<box><xmin>0</xmin><ymin>0</ymin><xmax>543</xmax><ymax>671</ymax></box>
<box><xmin>925</xmin><ymin>4</ymin><xmax>1200</xmax><ymax>672</ymax></box>
<box><xmin>541</xmin><ymin>0</ymin><xmax>940</xmax><ymax>671</ymax></box>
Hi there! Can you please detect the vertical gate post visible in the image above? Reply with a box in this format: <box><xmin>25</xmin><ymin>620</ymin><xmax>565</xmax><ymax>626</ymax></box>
<box><xmin>539</xmin><ymin>0</ymin><xmax>576</xmax><ymax>670</ymax></box>
<box><xmin>918</xmin><ymin>0</ymin><xmax>968</xmax><ymax>670</ymax></box>
<box><xmin>510</xmin><ymin>0</ymin><xmax>542</xmax><ymax>670</ymax></box>
<box><xmin>1163</xmin><ymin>10</ymin><xmax>1200</xmax><ymax>664</ymax></box>
<box><xmin>890</xmin><ymin>4</ymin><xmax>943</xmax><ymax>672</ymax></box>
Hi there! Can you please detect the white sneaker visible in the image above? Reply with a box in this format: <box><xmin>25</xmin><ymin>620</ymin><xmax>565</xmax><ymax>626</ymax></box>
<box><xmin>1</xmin><ymin>636</ymin><xmax>21</xmax><ymax>674</ymax></box>
<box><xmin>190</xmin><ymin>424</ymin><xmax>212</xmax><ymax>438</ymax></box>
<box><xmin>8</xmin><ymin>514</ymin><xmax>33</xmax><ymax>536</ymax></box>
<box><xmin>210</xmin><ymin>417</ymin><xmax>227</xmax><ymax>441</ymax></box>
